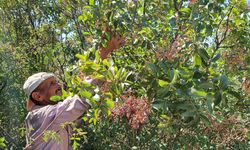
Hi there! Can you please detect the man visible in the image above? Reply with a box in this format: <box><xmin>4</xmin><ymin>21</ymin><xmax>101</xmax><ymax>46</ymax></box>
<box><xmin>23</xmin><ymin>33</ymin><xmax>125</xmax><ymax>149</ymax></box>
<box><xmin>23</xmin><ymin>72</ymin><xmax>91</xmax><ymax>150</ymax></box>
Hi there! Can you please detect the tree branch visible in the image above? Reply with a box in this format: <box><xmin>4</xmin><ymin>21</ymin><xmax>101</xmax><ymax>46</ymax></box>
<box><xmin>215</xmin><ymin>6</ymin><xmax>234</xmax><ymax>50</ymax></box>
<box><xmin>71</xmin><ymin>6</ymin><xmax>85</xmax><ymax>49</ymax></box>
<box><xmin>0</xmin><ymin>126</ymin><xmax>18</xmax><ymax>148</ymax></box>
<box><xmin>212</xmin><ymin>5</ymin><xmax>234</xmax><ymax>63</ymax></box>
<box><xmin>26</xmin><ymin>0</ymin><xmax>39</xmax><ymax>40</ymax></box>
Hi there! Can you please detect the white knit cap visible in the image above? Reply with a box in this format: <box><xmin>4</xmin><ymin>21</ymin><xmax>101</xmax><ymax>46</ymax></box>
<box><xmin>23</xmin><ymin>72</ymin><xmax>55</xmax><ymax>97</ymax></box>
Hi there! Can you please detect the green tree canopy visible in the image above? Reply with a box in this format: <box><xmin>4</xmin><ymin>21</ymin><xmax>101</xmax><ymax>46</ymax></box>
<box><xmin>0</xmin><ymin>0</ymin><xmax>249</xmax><ymax>149</ymax></box>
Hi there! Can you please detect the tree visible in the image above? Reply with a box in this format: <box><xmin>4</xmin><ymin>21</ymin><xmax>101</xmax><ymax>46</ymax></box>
<box><xmin>0</xmin><ymin>0</ymin><xmax>249</xmax><ymax>149</ymax></box>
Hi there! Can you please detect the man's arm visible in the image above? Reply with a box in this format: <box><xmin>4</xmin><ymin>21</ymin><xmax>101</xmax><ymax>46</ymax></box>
<box><xmin>50</xmin><ymin>95</ymin><xmax>90</xmax><ymax>124</ymax></box>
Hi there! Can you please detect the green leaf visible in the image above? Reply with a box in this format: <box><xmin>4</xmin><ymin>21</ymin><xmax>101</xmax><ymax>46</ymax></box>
<box><xmin>101</xmin><ymin>39</ymin><xmax>108</xmax><ymax>48</ymax></box>
<box><xmin>83</xmin><ymin>32</ymin><xmax>91</xmax><ymax>35</ymax></box>
<box><xmin>76</xmin><ymin>54</ymin><xmax>86</xmax><ymax>61</ymax></box>
<box><xmin>115</xmin><ymin>67</ymin><xmax>123</xmax><ymax>80</ymax></box>
<box><xmin>137</xmin><ymin>1</ymin><xmax>144</xmax><ymax>16</ymax></box>
<box><xmin>193</xmin><ymin>53</ymin><xmax>202</xmax><ymax>66</ymax></box>
<box><xmin>206</xmin><ymin>94</ymin><xmax>213</xmax><ymax>113</ymax></box>
<box><xmin>158</xmin><ymin>79</ymin><xmax>169</xmax><ymax>87</ymax></box>
<box><xmin>78</xmin><ymin>15</ymin><xmax>84</xmax><ymax>21</ymax></box>
<box><xmin>206</xmin><ymin>25</ymin><xmax>213</xmax><ymax>36</ymax></box>
<box><xmin>200</xmin><ymin>114</ymin><xmax>211</xmax><ymax>126</ymax></box>
<box><xmin>72</xmin><ymin>76</ymin><xmax>81</xmax><ymax>86</ymax></box>
<box><xmin>93</xmin><ymin>108</ymin><xmax>99</xmax><ymax>125</ymax></box>
<box><xmin>50</xmin><ymin>95</ymin><xmax>62</xmax><ymax>102</ymax></box>
<box><xmin>191</xmin><ymin>87</ymin><xmax>207</xmax><ymax>97</ymax></box>
<box><xmin>228</xmin><ymin>90</ymin><xmax>241</xmax><ymax>100</ymax></box>
<box><xmin>211</xmin><ymin>53</ymin><xmax>221</xmax><ymax>62</ymax></box>
<box><xmin>82</xmin><ymin>116</ymin><xmax>88</xmax><ymax>122</ymax></box>
<box><xmin>107</xmin><ymin>70</ymin><xmax>114</xmax><ymax>80</ymax></box>
<box><xmin>62</xmin><ymin>89</ymin><xmax>70</xmax><ymax>99</ymax></box>
<box><xmin>160</xmin><ymin>114</ymin><xmax>170</xmax><ymax>119</ymax></box>
<box><xmin>73</xmin><ymin>140</ymin><xmax>80</xmax><ymax>150</ymax></box>
<box><xmin>105</xmin><ymin>99</ymin><xmax>114</xmax><ymax>108</ymax></box>
<box><xmin>157</xmin><ymin>88</ymin><xmax>171</xmax><ymax>98</ymax></box>
<box><xmin>193</xmin><ymin>70</ymin><xmax>202</xmax><ymax>79</ymax></box>
<box><xmin>170</xmin><ymin>69</ymin><xmax>178</xmax><ymax>84</ymax></box>
<box><xmin>0</xmin><ymin>137</ymin><xmax>6</xmax><ymax>149</ymax></box>
<box><xmin>214</xmin><ymin>91</ymin><xmax>222</xmax><ymax>106</ymax></box>
<box><xmin>121</xmin><ymin>71</ymin><xmax>132</xmax><ymax>81</ymax></box>
<box><xmin>198</xmin><ymin>82</ymin><xmax>213</xmax><ymax>90</ymax></box>
<box><xmin>0</xmin><ymin>137</ymin><xmax>5</xmax><ymax>143</ymax></box>
<box><xmin>133</xmin><ymin>38</ymin><xmax>139</xmax><ymax>45</ymax></box>
<box><xmin>157</xmin><ymin>123</ymin><xmax>166</xmax><ymax>128</ymax></box>
<box><xmin>80</xmin><ymin>91</ymin><xmax>92</xmax><ymax>99</ymax></box>
<box><xmin>152</xmin><ymin>100</ymin><xmax>165</xmax><ymax>110</ymax></box>
<box><xmin>169</xmin><ymin>17</ymin><xmax>176</xmax><ymax>27</ymax></box>
<box><xmin>105</xmin><ymin>32</ymin><xmax>111</xmax><ymax>41</ymax></box>
<box><xmin>177</xmin><ymin>103</ymin><xmax>193</xmax><ymax>110</ymax></box>
<box><xmin>219</xmin><ymin>75</ymin><xmax>229</xmax><ymax>90</ymax></box>
<box><xmin>181</xmin><ymin>111</ymin><xmax>195</xmax><ymax>117</ymax></box>
<box><xmin>95</xmin><ymin>50</ymin><xmax>100</xmax><ymax>61</ymax></box>
<box><xmin>148</xmin><ymin>63</ymin><xmax>158</xmax><ymax>76</ymax></box>
<box><xmin>180</xmin><ymin>8</ymin><xmax>191</xmax><ymax>14</ymax></box>
<box><xmin>89</xmin><ymin>0</ymin><xmax>94</xmax><ymax>6</ymax></box>
<box><xmin>82</xmin><ymin>81</ymin><xmax>92</xmax><ymax>88</ymax></box>
<box><xmin>198</xmin><ymin>48</ymin><xmax>210</xmax><ymax>62</ymax></box>
<box><xmin>102</xmin><ymin>59</ymin><xmax>110</xmax><ymax>67</ymax></box>
<box><xmin>0</xmin><ymin>143</ymin><xmax>6</xmax><ymax>149</ymax></box>
<box><xmin>83</xmin><ymin>6</ymin><xmax>92</xmax><ymax>9</ymax></box>
<box><xmin>195</xmin><ymin>23</ymin><xmax>205</xmax><ymax>32</ymax></box>
<box><xmin>83</xmin><ymin>12</ymin><xmax>89</xmax><ymax>21</ymax></box>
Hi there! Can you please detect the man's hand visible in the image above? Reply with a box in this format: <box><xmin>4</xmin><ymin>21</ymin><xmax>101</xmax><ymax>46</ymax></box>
<box><xmin>99</xmin><ymin>30</ymin><xmax>126</xmax><ymax>59</ymax></box>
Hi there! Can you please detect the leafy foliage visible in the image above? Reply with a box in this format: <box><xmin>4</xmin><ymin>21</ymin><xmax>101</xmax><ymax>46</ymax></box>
<box><xmin>0</xmin><ymin>0</ymin><xmax>249</xmax><ymax>149</ymax></box>
<box><xmin>0</xmin><ymin>137</ymin><xmax>7</xmax><ymax>149</ymax></box>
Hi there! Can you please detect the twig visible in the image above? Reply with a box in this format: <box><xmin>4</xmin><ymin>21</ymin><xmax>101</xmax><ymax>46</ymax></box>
<box><xmin>214</xmin><ymin>6</ymin><xmax>234</xmax><ymax>51</ymax></box>
<box><xmin>0</xmin><ymin>80</ymin><xmax>6</xmax><ymax>93</ymax></box>
<box><xmin>173</xmin><ymin>0</ymin><xmax>181</xmax><ymax>17</ymax></box>
<box><xmin>211</xmin><ymin>5</ymin><xmax>234</xmax><ymax>65</ymax></box>
<box><xmin>0</xmin><ymin>126</ymin><xmax>18</xmax><ymax>148</ymax></box>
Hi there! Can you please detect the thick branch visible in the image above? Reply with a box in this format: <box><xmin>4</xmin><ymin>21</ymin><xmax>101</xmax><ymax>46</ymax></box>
<box><xmin>71</xmin><ymin>8</ymin><xmax>85</xmax><ymax>49</ymax></box>
<box><xmin>215</xmin><ymin>6</ymin><xmax>234</xmax><ymax>50</ymax></box>
<box><xmin>173</xmin><ymin>0</ymin><xmax>182</xmax><ymax>17</ymax></box>
<box><xmin>211</xmin><ymin>5</ymin><xmax>234</xmax><ymax>64</ymax></box>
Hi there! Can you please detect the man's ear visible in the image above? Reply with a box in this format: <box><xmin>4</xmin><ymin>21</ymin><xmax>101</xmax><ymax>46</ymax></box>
<box><xmin>31</xmin><ymin>92</ymin><xmax>43</xmax><ymax>102</ymax></box>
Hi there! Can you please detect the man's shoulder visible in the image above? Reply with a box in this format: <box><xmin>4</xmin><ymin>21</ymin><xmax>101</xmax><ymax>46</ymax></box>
<box><xmin>26</xmin><ymin>105</ymin><xmax>56</xmax><ymax>119</ymax></box>
<box><xmin>31</xmin><ymin>104</ymin><xmax>54</xmax><ymax>112</ymax></box>
<box><xmin>26</xmin><ymin>95</ymin><xmax>83</xmax><ymax>117</ymax></box>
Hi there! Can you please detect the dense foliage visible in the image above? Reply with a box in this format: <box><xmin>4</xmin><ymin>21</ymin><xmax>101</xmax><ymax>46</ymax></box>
<box><xmin>0</xmin><ymin>0</ymin><xmax>249</xmax><ymax>149</ymax></box>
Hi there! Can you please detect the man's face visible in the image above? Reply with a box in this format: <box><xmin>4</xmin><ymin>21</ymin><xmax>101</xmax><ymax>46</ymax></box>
<box><xmin>36</xmin><ymin>77</ymin><xmax>62</xmax><ymax>104</ymax></box>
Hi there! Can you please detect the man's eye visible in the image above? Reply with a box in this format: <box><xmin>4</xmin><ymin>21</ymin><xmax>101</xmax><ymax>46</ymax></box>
<box><xmin>51</xmin><ymin>80</ymin><xmax>58</xmax><ymax>85</ymax></box>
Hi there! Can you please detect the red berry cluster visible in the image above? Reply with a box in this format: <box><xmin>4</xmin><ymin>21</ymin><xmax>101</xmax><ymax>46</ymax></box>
<box><xmin>111</xmin><ymin>95</ymin><xmax>151</xmax><ymax>129</ymax></box>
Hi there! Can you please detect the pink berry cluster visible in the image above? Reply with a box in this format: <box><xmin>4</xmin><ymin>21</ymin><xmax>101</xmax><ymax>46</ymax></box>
<box><xmin>111</xmin><ymin>95</ymin><xmax>151</xmax><ymax>129</ymax></box>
